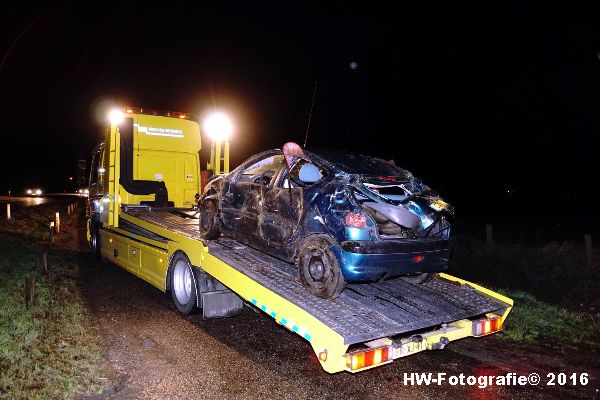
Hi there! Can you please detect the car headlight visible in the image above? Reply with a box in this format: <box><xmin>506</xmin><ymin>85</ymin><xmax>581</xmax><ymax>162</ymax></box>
<box><xmin>35</xmin><ymin>189</ymin><xmax>42</xmax><ymax>195</ymax></box>
<box><xmin>26</xmin><ymin>189</ymin><xmax>32</xmax><ymax>194</ymax></box>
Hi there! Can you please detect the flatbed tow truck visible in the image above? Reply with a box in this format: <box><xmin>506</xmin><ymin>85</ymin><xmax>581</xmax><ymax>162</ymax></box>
<box><xmin>87</xmin><ymin>107</ymin><xmax>513</xmax><ymax>374</ymax></box>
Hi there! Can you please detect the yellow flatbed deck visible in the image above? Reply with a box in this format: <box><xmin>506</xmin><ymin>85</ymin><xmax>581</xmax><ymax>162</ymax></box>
<box><xmin>103</xmin><ymin>207</ymin><xmax>513</xmax><ymax>373</ymax></box>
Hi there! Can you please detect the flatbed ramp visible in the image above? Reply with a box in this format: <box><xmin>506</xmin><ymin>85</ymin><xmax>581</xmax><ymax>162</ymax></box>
<box><xmin>124</xmin><ymin>210</ymin><xmax>509</xmax><ymax>346</ymax></box>
<box><xmin>209</xmin><ymin>239</ymin><xmax>504</xmax><ymax>345</ymax></box>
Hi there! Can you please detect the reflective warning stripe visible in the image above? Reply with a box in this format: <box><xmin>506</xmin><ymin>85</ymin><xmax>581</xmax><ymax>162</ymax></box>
<box><xmin>251</xmin><ymin>298</ymin><xmax>312</xmax><ymax>341</ymax></box>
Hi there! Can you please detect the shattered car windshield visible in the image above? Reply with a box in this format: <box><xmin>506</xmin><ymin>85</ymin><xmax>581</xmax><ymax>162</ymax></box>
<box><xmin>310</xmin><ymin>149</ymin><xmax>410</xmax><ymax>178</ymax></box>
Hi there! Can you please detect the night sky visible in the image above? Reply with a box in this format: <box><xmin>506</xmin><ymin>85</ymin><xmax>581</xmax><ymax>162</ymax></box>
<box><xmin>1</xmin><ymin>2</ymin><xmax>598</xmax><ymax>227</ymax></box>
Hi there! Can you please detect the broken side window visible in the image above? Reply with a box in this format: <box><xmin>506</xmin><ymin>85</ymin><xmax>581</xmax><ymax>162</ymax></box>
<box><xmin>239</xmin><ymin>154</ymin><xmax>285</xmax><ymax>184</ymax></box>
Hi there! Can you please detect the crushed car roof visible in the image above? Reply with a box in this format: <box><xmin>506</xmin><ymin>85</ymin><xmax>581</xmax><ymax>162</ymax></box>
<box><xmin>307</xmin><ymin>148</ymin><xmax>411</xmax><ymax>178</ymax></box>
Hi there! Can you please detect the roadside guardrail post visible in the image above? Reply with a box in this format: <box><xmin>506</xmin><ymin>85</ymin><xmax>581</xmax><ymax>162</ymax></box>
<box><xmin>25</xmin><ymin>277</ymin><xmax>35</xmax><ymax>308</ymax></box>
<box><xmin>49</xmin><ymin>222</ymin><xmax>55</xmax><ymax>249</ymax></box>
<box><xmin>42</xmin><ymin>251</ymin><xmax>48</xmax><ymax>274</ymax></box>
<box><xmin>6</xmin><ymin>203</ymin><xmax>10</xmax><ymax>220</ymax></box>
<box><xmin>486</xmin><ymin>224</ymin><xmax>493</xmax><ymax>246</ymax></box>
<box><xmin>55</xmin><ymin>212</ymin><xmax>60</xmax><ymax>234</ymax></box>
<box><xmin>584</xmin><ymin>234</ymin><xmax>592</xmax><ymax>266</ymax></box>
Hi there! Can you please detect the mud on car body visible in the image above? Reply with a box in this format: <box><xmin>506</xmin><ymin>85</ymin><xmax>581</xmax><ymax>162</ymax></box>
<box><xmin>199</xmin><ymin>144</ymin><xmax>454</xmax><ymax>299</ymax></box>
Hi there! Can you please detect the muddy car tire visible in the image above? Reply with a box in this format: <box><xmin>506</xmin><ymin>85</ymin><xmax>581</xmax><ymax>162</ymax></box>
<box><xmin>400</xmin><ymin>272</ymin><xmax>434</xmax><ymax>284</ymax></box>
<box><xmin>199</xmin><ymin>199</ymin><xmax>221</xmax><ymax>240</ymax></box>
<box><xmin>298</xmin><ymin>236</ymin><xmax>346</xmax><ymax>299</ymax></box>
<box><xmin>169</xmin><ymin>252</ymin><xmax>199</xmax><ymax>315</ymax></box>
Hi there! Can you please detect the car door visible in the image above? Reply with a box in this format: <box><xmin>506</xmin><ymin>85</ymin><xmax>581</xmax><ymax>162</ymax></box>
<box><xmin>261</xmin><ymin>159</ymin><xmax>322</xmax><ymax>259</ymax></box>
<box><xmin>220</xmin><ymin>152</ymin><xmax>284</xmax><ymax>249</ymax></box>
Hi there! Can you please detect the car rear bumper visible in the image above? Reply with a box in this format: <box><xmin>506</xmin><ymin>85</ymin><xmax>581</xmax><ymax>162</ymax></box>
<box><xmin>335</xmin><ymin>238</ymin><xmax>451</xmax><ymax>281</ymax></box>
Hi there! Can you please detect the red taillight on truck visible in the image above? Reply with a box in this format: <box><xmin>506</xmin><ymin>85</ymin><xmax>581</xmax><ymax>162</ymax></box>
<box><xmin>345</xmin><ymin>346</ymin><xmax>391</xmax><ymax>372</ymax></box>
<box><xmin>318</xmin><ymin>349</ymin><xmax>328</xmax><ymax>362</ymax></box>
<box><xmin>472</xmin><ymin>316</ymin><xmax>502</xmax><ymax>336</ymax></box>
<box><xmin>345</xmin><ymin>212</ymin><xmax>367</xmax><ymax>229</ymax></box>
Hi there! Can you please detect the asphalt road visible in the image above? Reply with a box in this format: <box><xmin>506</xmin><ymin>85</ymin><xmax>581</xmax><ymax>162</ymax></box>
<box><xmin>0</xmin><ymin>194</ymin><xmax>82</xmax><ymax>208</ymax></box>
<box><xmin>68</xmin><ymin>228</ymin><xmax>598</xmax><ymax>399</ymax></box>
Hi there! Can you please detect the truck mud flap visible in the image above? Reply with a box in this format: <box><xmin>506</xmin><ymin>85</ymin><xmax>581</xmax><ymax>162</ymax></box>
<box><xmin>202</xmin><ymin>290</ymin><xmax>244</xmax><ymax>319</ymax></box>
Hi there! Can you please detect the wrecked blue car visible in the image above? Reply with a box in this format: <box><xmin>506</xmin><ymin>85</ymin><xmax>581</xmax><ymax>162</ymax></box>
<box><xmin>199</xmin><ymin>143</ymin><xmax>453</xmax><ymax>299</ymax></box>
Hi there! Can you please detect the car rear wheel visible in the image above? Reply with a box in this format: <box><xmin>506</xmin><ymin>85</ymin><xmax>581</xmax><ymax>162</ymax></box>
<box><xmin>199</xmin><ymin>199</ymin><xmax>221</xmax><ymax>240</ymax></box>
<box><xmin>298</xmin><ymin>236</ymin><xmax>346</xmax><ymax>299</ymax></box>
<box><xmin>400</xmin><ymin>272</ymin><xmax>434</xmax><ymax>284</ymax></box>
<box><xmin>170</xmin><ymin>252</ymin><xmax>199</xmax><ymax>315</ymax></box>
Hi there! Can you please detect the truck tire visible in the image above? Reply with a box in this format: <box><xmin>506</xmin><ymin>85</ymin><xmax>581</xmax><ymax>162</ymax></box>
<box><xmin>298</xmin><ymin>236</ymin><xmax>346</xmax><ymax>299</ymax></box>
<box><xmin>90</xmin><ymin>220</ymin><xmax>101</xmax><ymax>261</ymax></box>
<box><xmin>169</xmin><ymin>252</ymin><xmax>199</xmax><ymax>315</ymax></box>
<box><xmin>199</xmin><ymin>199</ymin><xmax>221</xmax><ymax>240</ymax></box>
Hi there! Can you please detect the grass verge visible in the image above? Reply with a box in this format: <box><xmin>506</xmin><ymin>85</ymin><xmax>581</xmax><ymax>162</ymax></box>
<box><xmin>449</xmin><ymin>235</ymin><xmax>600</xmax><ymax>349</ymax></box>
<box><xmin>0</xmin><ymin>206</ymin><xmax>103</xmax><ymax>399</ymax></box>
<box><xmin>497</xmin><ymin>289</ymin><xmax>600</xmax><ymax>349</ymax></box>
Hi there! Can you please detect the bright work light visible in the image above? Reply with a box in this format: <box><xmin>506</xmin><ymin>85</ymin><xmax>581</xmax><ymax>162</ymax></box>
<box><xmin>108</xmin><ymin>109</ymin><xmax>125</xmax><ymax>125</ymax></box>
<box><xmin>203</xmin><ymin>112</ymin><xmax>233</xmax><ymax>141</ymax></box>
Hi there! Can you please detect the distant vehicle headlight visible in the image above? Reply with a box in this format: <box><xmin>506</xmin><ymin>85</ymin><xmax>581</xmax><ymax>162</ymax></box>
<box><xmin>26</xmin><ymin>189</ymin><xmax>32</xmax><ymax>195</ymax></box>
<box><xmin>35</xmin><ymin>189</ymin><xmax>42</xmax><ymax>195</ymax></box>
<box><xmin>84</xmin><ymin>189</ymin><xmax>89</xmax><ymax>194</ymax></box>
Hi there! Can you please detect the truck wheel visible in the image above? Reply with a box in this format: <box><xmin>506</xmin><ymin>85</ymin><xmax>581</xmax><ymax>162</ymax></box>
<box><xmin>298</xmin><ymin>236</ymin><xmax>346</xmax><ymax>299</ymax></box>
<box><xmin>400</xmin><ymin>272</ymin><xmax>434</xmax><ymax>284</ymax></box>
<box><xmin>170</xmin><ymin>252</ymin><xmax>199</xmax><ymax>315</ymax></box>
<box><xmin>199</xmin><ymin>199</ymin><xmax>220</xmax><ymax>240</ymax></box>
<box><xmin>90</xmin><ymin>220</ymin><xmax>101</xmax><ymax>261</ymax></box>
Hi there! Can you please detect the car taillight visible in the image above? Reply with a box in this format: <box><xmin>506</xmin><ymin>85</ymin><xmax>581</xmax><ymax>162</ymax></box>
<box><xmin>412</xmin><ymin>255</ymin><xmax>424</xmax><ymax>263</ymax></box>
<box><xmin>345</xmin><ymin>346</ymin><xmax>391</xmax><ymax>372</ymax></box>
<box><xmin>345</xmin><ymin>212</ymin><xmax>367</xmax><ymax>229</ymax></box>
<box><xmin>472</xmin><ymin>316</ymin><xmax>502</xmax><ymax>336</ymax></box>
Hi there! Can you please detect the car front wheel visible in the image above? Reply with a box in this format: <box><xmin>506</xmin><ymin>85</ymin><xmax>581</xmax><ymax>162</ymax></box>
<box><xmin>199</xmin><ymin>199</ymin><xmax>221</xmax><ymax>240</ymax></box>
<box><xmin>298</xmin><ymin>236</ymin><xmax>346</xmax><ymax>299</ymax></box>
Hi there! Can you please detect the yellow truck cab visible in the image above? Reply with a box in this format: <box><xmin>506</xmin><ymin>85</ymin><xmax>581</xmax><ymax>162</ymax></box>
<box><xmin>88</xmin><ymin>108</ymin><xmax>200</xmax><ymax>209</ymax></box>
<box><xmin>86</xmin><ymin>108</ymin><xmax>200</xmax><ymax>264</ymax></box>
